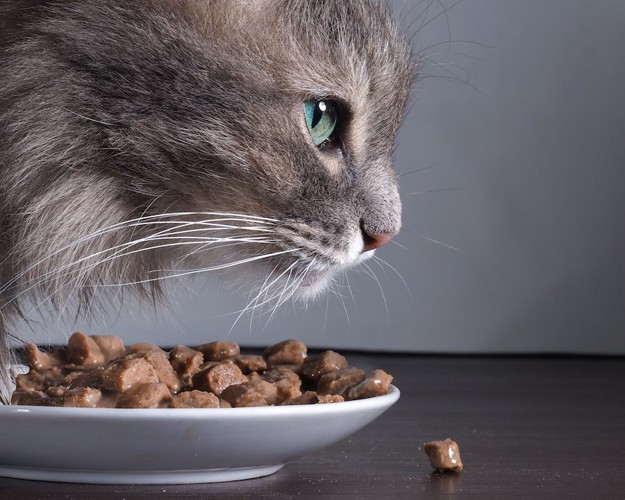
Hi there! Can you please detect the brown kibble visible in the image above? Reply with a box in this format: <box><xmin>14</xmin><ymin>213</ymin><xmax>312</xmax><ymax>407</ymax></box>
<box><xmin>195</xmin><ymin>341</ymin><xmax>240</xmax><ymax>361</ymax></box>
<box><xmin>170</xmin><ymin>390</ymin><xmax>220</xmax><ymax>408</ymax></box>
<box><xmin>117</xmin><ymin>382</ymin><xmax>172</xmax><ymax>408</ymax></box>
<box><xmin>192</xmin><ymin>362</ymin><xmax>247</xmax><ymax>396</ymax></box>
<box><xmin>127</xmin><ymin>343</ymin><xmax>164</xmax><ymax>355</ymax></box>
<box><xmin>11</xmin><ymin>389</ymin><xmax>61</xmax><ymax>406</ymax></box>
<box><xmin>233</xmin><ymin>355</ymin><xmax>267</xmax><ymax>374</ymax></box>
<box><xmin>101</xmin><ymin>356</ymin><xmax>159</xmax><ymax>392</ymax></box>
<box><xmin>63</xmin><ymin>387</ymin><xmax>103</xmax><ymax>408</ymax></box>
<box><xmin>24</xmin><ymin>344</ymin><xmax>63</xmax><ymax>371</ymax></box>
<box><xmin>15</xmin><ymin>368</ymin><xmax>65</xmax><ymax>392</ymax></box>
<box><xmin>64</xmin><ymin>367</ymin><xmax>104</xmax><ymax>390</ymax></box>
<box><xmin>139</xmin><ymin>349</ymin><xmax>182</xmax><ymax>393</ymax></box>
<box><xmin>282</xmin><ymin>391</ymin><xmax>319</xmax><ymax>405</ymax></box>
<box><xmin>347</xmin><ymin>369</ymin><xmax>393</xmax><ymax>400</ymax></box>
<box><xmin>198</xmin><ymin>361</ymin><xmax>221</xmax><ymax>372</ymax></box>
<box><xmin>262</xmin><ymin>367</ymin><xmax>302</xmax><ymax>404</ymax></box>
<box><xmin>90</xmin><ymin>335</ymin><xmax>125</xmax><ymax>362</ymax></box>
<box><xmin>318</xmin><ymin>394</ymin><xmax>345</xmax><ymax>404</ymax></box>
<box><xmin>318</xmin><ymin>367</ymin><xmax>366</xmax><ymax>396</ymax></box>
<box><xmin>424</xmin><ymin>438</ymin><xmax>463</xmax><ymax>472</ymax></box>
<box><xmin>300</xmin><ymin>350</ymin><xmax>349</xmax><ymax>383</ymax></box>
<box><xmin>66</xmin><ymin>332</ymin><xmax>105</xmax><ymax>367</ymax></box>
<box><xmin>169</xmin><ymin>345</ymin><xmax>204</xmax><ymax>386</ymax></box>
<box><xmin>45</xmin><ymin>386</ymin><xmax>65</xmax><ymax>398</ymax></box>
<box><xmin>220</xmin><ymin>379</ymin><xmax>278</xmax><ymax>407</ymax></box>
<box><xmin>263</xmin><ymin>339</ymin><xmax>307</xmax><ymax>367</ymax></box>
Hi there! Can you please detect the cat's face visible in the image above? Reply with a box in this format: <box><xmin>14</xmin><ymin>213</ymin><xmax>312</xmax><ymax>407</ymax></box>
<box><xmin>1</xmin><ymin>0</ymin><xmax>416</xmax><ymax>312</ymax></box>
<box><xmin>109</xmin><ymin>1</ymin><xmax>415</xmax><ymax>300</ymax></box>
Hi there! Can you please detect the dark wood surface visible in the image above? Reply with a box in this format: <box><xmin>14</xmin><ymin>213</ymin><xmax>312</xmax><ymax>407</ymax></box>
<box><xmin>1</xmin><ymin>354</ymin><xmax>624</xmax><ymax>499</ymax></box>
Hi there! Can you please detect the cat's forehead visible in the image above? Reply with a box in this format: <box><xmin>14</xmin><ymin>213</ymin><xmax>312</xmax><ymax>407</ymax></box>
<box><xmin>225</xmin><ymin>1</ymin><xmax>415</xmax><ymax>98</ymax></box>
<box><xmin>192</xmin><ymin>0</ymin><xmax>416</xmax><ymax>162</ymax></box>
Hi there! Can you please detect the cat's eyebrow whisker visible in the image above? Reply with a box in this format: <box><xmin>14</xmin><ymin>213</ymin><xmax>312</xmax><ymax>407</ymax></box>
<box><xmin>398</xmin><ymin>162</ymin><xmax>439</xmax><ymax>178</ymax></box>
<box><xmin>418</xmin><ymin>56</ymin><xmax>478</xmax><ymax>90</ymax></box>
<box><xmin>406</xmin><ymin>187</ymin><xmax>467</xmax><ymax>195</ymax></box>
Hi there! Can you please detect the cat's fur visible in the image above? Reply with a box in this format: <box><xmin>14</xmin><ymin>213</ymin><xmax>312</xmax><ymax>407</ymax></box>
<box><xmin>0</xmin><ymin>0</ymin><xmax>416</xmax><ymax>399</ymax></box>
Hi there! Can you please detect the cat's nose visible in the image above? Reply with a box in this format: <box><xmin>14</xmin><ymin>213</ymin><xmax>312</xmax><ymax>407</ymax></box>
<box><xmin>361</xmin><ymin>229</ymin><xmax>394</xmax><ymax>253</ymax></box>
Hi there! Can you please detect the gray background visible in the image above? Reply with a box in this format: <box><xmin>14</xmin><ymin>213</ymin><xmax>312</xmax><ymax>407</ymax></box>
<box><xmin>23</xmin><ymin>0</ymin><xmax>625</xmax><ymax>353</ymax></box>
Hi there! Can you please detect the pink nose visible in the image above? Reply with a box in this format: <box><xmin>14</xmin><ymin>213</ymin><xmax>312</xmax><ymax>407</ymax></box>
<box><xmin>361</xmin><ymin>230</ymin><xmax>394</xmax><ymax>253</ymax></box>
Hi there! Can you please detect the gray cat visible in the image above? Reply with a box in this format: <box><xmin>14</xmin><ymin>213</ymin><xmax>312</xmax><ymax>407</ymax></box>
<box><xmin>0</xmin><ymin>0</ymin><xmax>416</xmax><ymax>400</ymax></box>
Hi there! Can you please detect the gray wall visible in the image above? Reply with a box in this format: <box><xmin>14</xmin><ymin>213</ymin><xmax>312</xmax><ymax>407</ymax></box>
<box><xmin>22</xmin><ymin>1</ymin><xmax>625</xmax><ymax>353</ymax></box>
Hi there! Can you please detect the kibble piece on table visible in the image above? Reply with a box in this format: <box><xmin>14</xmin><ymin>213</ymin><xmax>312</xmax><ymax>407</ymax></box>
<box><xmin>424</xmin><ymin>438</ymin><xmax>463</xmax><ymax>472</ymax></box>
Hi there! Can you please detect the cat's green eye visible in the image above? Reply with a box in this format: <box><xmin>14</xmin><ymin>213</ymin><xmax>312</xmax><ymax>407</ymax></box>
<box><xmin>304</xmin><ymin>100</ymin><xmax>338</xmax><ymax>147</ymax></box>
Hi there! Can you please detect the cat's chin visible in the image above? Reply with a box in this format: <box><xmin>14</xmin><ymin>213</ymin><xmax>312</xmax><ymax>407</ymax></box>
<box><xmin>296</xmin><ymin>271</ymin><xmax>335</xmax><ymax>301</ymax></box>
<box><xmin>294</xmin><ymin>250</ymin><xmax>375</xmax><ymax>302</ymax></box>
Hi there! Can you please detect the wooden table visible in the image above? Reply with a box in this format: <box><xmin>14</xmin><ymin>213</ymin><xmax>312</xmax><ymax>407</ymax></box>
<box><xmin>1</xmin><ymin>354</ymin><xmax>624</xmax><ymax>499</ymax></box>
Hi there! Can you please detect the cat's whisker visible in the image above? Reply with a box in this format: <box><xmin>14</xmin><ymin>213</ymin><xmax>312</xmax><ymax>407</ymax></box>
<box><xmin>172</xmin><ymin>237</ymin><xmax>280</xmax><ymax>268</ymax></box>
<box><xmin>330</xmin><ymin>278</ymin><xmax>351</xmax><ymax>326</ymax></box>
<box><xmin>265</xmin><ymin>265</ymin><xmax>298</xmax><ymax>328</ymax></box>
<box><xmin>256</xmin><ymin>263</ymin><xmax>310</xmax><ymax>329</ymax></box>
<box><xmin>231</xmin><ymin>259</ymin><xmax>302</xmax><ymax>334</ymax></box>
<box><xmin>390</xmin><ymin>239</ymin><xmax>408</xmax><ymax>250</ymax></box>
<box><xmin>419</xmin><ymin>234</ymin><xmax>464</xmax><ymax>253</ymax></box>
<box><xmin>23</xmin><ymin>234</ymin><xmax>272</xmax><ymax>293</ymax></box>
<box><xmin>398</xmin><ymin>162</ymin><xmax>440</xmax><ymax>178</ymax></box>
<box><xmin>406</xmin><ymin>187</ymin><xmax>466</xmax><ymax>195</ymax></box>
<box><xmin>2</xmin><ymin>222</ymin><xmax>274</xmax><ymax>296</ymax></box>
<box><xmin>361</xmin><ymin>261</ymin><xmax>390</xmax><ymax>323</ymax></box>
<box><xmin>95</xmin><ymin>249</ymin><xmax>299</xmax><ymax>288</ymax></box>
<box><xmin>343</xmin><ymin>271</ymin><xmax>357</xmax><ymax>307</ymax></box>
<box><xmin>0</xmin><ymin>212</ymin><xmax>278</xmax><ymax>296</ymax></box>
<box><xmin>372</xmin><ymin>255</ymin><xmax>413</xmax><ymax>300</ymax></box>
<box><xmin>1</xmin><ymin>235</ymin><xmax>278</xmax><ymax>315</ymax></box>
<box><xmin>18</xmin><ymin>245</ymin><xmax>298</xmax><ymax>329</ymax></box>
<box><xmin>227</xmin><ymin>256</ymin><xmax>313</xmax><ymax>331</ymax></box>
<box><xmin>248</xmin><ymin>263</ymin><xmax>282</xmax><ymax>334</ymax></box>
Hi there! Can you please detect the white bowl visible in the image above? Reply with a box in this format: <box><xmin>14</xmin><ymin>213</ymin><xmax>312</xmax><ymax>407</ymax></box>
<box><xmin>0</xmin><ymin>385</ymin><xmax>399</xmax><ymax>484</ymax></box>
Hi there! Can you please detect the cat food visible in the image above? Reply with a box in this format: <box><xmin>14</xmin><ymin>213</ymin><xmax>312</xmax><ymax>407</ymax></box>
<box><xmin>424</xmin><ymin>438</ymin><xmax>464</xmax><ymax>472</ymax></box>
<box><xmin>11</xmin><ymin>333</ymin><xmax>393</xmax><ymax>408</ymax></box>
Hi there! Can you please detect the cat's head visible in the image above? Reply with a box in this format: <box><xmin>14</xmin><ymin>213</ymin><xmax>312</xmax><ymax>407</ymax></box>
<box><xmin>2</xmin><ymin>0</ymin><xmax>416</xmax><ymax>312</ymax></box>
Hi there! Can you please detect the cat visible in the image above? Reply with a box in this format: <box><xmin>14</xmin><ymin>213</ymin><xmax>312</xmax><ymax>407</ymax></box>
<box><xmin>0</xmin><ymin>0</ymin><xmax>416</xmax><ymax>401</ymax></box>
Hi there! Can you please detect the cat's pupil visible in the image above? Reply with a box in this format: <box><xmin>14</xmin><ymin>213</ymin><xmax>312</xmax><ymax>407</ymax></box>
<box><xmin>304</xmin><ymin>100</ymin><xmax>338</xmax><ymax>147</ymax></box>
<box><xmin>311</xmin><ymin>101</ymin><xmax>326</xmax><ymax>128</ymax></box>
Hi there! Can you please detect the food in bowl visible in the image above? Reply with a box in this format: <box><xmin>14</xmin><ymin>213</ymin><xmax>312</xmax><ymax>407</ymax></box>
<box><xmin>11</xmin><ymin>333</ymin><xmax>393</xmax><ymax>408</ymax></box>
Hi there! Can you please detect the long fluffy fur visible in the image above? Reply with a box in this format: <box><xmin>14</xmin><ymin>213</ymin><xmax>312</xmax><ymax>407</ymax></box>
<box><xmin>0</xmin><ymin>0</ymin><xmax>416</xmax><ymax>400</ymax></box>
